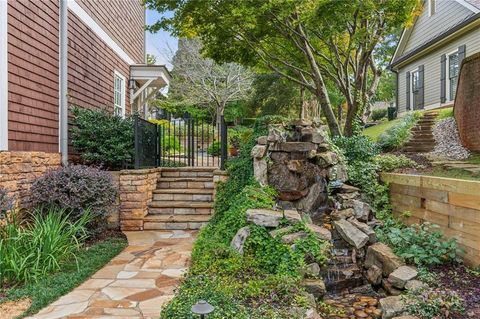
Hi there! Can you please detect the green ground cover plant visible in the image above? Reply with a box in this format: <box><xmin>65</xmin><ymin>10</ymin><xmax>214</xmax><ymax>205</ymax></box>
<box><xmin>402</xmin><ymin>286</ymin><xmax>465</xmax><ymax>318</ymax></box>
<box><xmin>161</xmin><ymin>116</ymin><xmax>330</xmax><ymax>318</ymax></box>
<box><xmin>2</xmin><ymin>235</ymin><xmax>127</xmax><ymax>318</ymax></box>
<box><xmin>373</xmin><ymin>154</ymin><xmax>417</xmax><ymax>172</ymax></box>
<box><xmin>436</xmin><ymin>107</ymin><xmax>453</xmax><ymax>121</ymax></box>
<box><xmin>377</xmin><ymin>111</ymin><xmax>422</xmax><ymax>150</ymax></box>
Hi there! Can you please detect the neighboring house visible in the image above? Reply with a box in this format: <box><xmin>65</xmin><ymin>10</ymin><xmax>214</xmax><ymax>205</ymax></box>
<box><xmin>0</xmin><ymin>0</ymin><xmax>170</xmax><ymax>155</ymax></box>
<box><xmin>390</xmin><ymin>0</ymin><xmax>480</xmax><ymax>114</ymax></box>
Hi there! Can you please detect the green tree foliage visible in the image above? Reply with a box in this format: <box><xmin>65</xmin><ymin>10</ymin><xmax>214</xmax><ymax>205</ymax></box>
<box><xmin>145</xmin><ymin>0</ymin><xmax>420</xmax><ymax>136</ymax></box>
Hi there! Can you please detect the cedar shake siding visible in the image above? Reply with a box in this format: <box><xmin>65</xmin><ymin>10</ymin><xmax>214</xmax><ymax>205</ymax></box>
<box><xmin>7</xmin><ymin>0</ymin><xmax>60</xmax><ymax>153</ymax></box>
<box><xmin>5</xmin><ymin>0</ymin><xmax>145</xmax><ymax>153</ymax></box>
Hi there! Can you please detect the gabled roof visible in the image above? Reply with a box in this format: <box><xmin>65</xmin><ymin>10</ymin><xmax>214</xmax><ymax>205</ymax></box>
<box><xmin>390</xmin><ymin>0</ymin><xmax>480</xmax><ymax>69</ymax></box>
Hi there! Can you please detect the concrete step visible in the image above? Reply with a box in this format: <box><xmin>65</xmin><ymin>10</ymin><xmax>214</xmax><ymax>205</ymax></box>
<box><xmin>157</xmin><ymin>177</ymin><xmax>214</xmax><ymax>189</ymax></box>
<box><xmin>143</xmin><ymin>214</ymin><xmax>211</xmax><ymax>230</ymax></box>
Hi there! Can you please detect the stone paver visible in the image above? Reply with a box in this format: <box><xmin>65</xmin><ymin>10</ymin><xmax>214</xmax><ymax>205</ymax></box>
<box><xmin>26</xmin><ymin>230</ymin><xmax>196</xmax><ymax>319</ymax></box>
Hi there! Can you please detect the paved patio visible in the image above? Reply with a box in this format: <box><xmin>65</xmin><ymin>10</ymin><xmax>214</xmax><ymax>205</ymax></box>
<box><xmin>27</xmin><ymin>230</ymin><xmax>196</xmax><ymax>319</ymax></box>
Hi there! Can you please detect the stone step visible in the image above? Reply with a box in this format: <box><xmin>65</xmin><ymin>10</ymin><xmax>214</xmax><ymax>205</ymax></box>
<box><xmin>161</xmin><ymin>170</ymin><xmax>214</xmax><ymax>178</ymax></box>
<box><xmin>148</xmin><ymin>207</ymin><xmax>213</xmax><ymax>215</ymax></box>
<box><xmin>149</xmin><ymin>200</ymin><xmax>213</xmax><ymax>208</ymax></box>
<box><xmin>403</xmin><ymin>146</ymin><xmax>435</xmax><ymax>153</ymax></box>
<box><xmin>157</xmin><ymin>177</ymin><xmax>214</xmax><ymax>189</ymax></box>
<box><xmin>143</xmin><ymin>214</ymin><xmax>211</xmax><ymax>229</ymax></box>
<box><xmin>153</xmin><ymin>188</ymin><xmax>214</xmax><ymax>194</ymax></box>
<box><xmin>404</xmin><ymin>140</ymin><xmax>435</xmax><ymax>145</ymax></box>
<box><xmin>153</xmin><ymin>192</ymin><xmax>213</xmax><ymax>202</ymax></box>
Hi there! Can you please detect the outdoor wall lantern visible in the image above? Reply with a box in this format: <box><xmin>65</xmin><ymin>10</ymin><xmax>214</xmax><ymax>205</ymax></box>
<box><xmin>128</xmin><ymin>78</ymin><xmax>136</xmax><ymax>89</ymax></box>
<box><xmin>191</xmin><ymin>300</ymin><xmax>214</xmax><ymax>318</ymax></box>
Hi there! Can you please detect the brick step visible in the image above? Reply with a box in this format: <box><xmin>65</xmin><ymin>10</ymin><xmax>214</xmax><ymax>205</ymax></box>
<box><xmin>148</xmin><ymin>207</ymin><xmax>213</xmax><ymax>215</ymax></box>
<box><xmin>149</xmin><ymin>200</ymin><xmax>213</xmax><ymax>208</ymax></box>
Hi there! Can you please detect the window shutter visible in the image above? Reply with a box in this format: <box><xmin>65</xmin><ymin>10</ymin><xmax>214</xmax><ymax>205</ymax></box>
<box><xmin>440</xmin><ymin>54</ymin><xmax>446</xmax><ymax>103</ymax></box>
<box><xmin>418</xmin><ymin>65</ymin><xmax>424</xmax><ymax>109</ymax></box>
<box><xmin>458</xmin><ymin>44</ymin><xmax>466</xmax><ymax>66</ymax></box>
<box><xmin>406</xmin><ymin>71</ymin><xmax>410</xmax><ymax>111</ymax></box>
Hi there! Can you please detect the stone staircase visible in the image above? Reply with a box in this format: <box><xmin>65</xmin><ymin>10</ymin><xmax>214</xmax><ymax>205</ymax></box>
<box><xmin>402</xmin><ymin>111</ymin><xmax>439</xmax><ymax>153</ymax></box>
<box><xmin>144</xmin><ymin>167</ymin><xmax>216</xmax><ymax>230</ymax></box>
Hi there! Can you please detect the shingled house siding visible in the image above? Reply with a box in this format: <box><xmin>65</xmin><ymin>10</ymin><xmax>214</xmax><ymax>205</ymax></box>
<box><xmin>76</xmin><ymin>0</ymin><xmax>145</xmax><ymax>63</ymax></box>
<box><xmin>7</xmin><ymin>0</ymin><xmax>60</xmax><ymax>152</ymax></box>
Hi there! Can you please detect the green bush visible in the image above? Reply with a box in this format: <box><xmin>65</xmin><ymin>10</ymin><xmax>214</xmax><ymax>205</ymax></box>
<box><xmin>373</xmin><ymin>154</ymin><xmax>417</xmax><ymax>172</ymax></box>
<box><xmin>377</xmin><ymin>111</ymin><xmax>422</xmax><ymax>151</ymax></box>
<box><xmin>402</xmin><ymin>286</ymin><xmax>465</xmax><ymax>318</ymax></box>
<box><xmin>71</xmin><ymin>107</ymin><xmax>134</xmax><ymax>169</ymax></box>
<box><xmin>207</xmin><ymin>141</ymin><xmax>222</xmax><ymax>156</ymax></box>
<box><xmin>333</xmin><ymin>135</ymin><xmax>379</xmax><ymax>163</ymax></box>
<box><xmin>0</xmin><ymin>208</ymin><xmax>90</xmax><ymax>285</ymax></box>
<box><xmin>161</xmin><ymin>115</ymin><xmax>328</xmax><ymax>318</ymax></box>
<box><xmin>371</xmin><ymin>108</ymin><xmax>388</xmax><ymax>121</ymax></box>
<box><xmin>376</xmin><ymin>221</ymin><xmax>461</xmax><ymax>266</ymax></box>
<box><xmin>160</xmin><ymin>134</ymin><xmax>183</xmax><ymax>155</ymax></box>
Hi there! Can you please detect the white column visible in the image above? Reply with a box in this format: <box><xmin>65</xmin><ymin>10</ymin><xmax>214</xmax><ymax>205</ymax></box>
<box><xmin>0</xmin><ymin>0</ymin><xmax>8</xmax><ymax>151</ymax></box>
<box><xmin>59</xmin><ymin>0</ymin><xmax>68</xmax><ymax>164</ymax></box>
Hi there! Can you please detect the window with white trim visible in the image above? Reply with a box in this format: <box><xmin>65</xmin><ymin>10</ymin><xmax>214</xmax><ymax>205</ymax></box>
<box><xmin>448</xmin><ymin>51</ymin><xmax>459</xmax><ymax>101</ymax></box>
<box><xmin>114</xmin><ymin>71</ymin><xmax>126</xmax><ymax>117</ymax></box>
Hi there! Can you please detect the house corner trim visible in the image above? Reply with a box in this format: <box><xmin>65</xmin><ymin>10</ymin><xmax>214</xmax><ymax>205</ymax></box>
<box><xmin>0</xmin><ymin>0</ymin><xmax>8</xmax><ymax>151</ymax></box>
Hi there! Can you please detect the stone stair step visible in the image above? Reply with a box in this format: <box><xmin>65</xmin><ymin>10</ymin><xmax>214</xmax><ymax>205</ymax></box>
<box><xmin>153</xmin><ymin>193</ymin><xmax>213</xmax><ymax>202</ymax></box>
<box><xmin>161</xmin><ymin>170</ymin><xmax>214</xmax><ymax>178</ymax></box>
<box><xmin>148</xmin><ymin>207</ymin><xmax>212</xmax><ymax>215</ymax></box>
<box><xmin>153</xmin><ymin>188</ymin><xmax>214</xmax><ymax>194</ymax></box>
<box><xmin>149</xmin><ymin>201</ymin><xmax>213</xmax><ymax>208</ymax></box>
<box><xmin>144</xmin><ymin>221</ymin><xmax>208</xmax><ymax>230</ymax></box>
<box><xmin>144</xmin><ymin>214</ymin><xmax>211</xmax><ymax>222</ymax></box>
<box><xmin>157</xmin><ymin>177</ymin><xmax>214</xmax><ymax>189</ymax></box>
<box><xmin>161</xmin><ymin>167</ymin><xmax>217</xmax><ymax>172</ymax></box>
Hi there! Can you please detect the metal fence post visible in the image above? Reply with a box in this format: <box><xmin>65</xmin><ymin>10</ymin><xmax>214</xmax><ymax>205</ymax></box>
<box><xmin>220</xmin><ymin>115</ymin><xmax>227</xmax><ymax>170</ymax></box>
<box><xmin>134</xmin><ymin>115</ymin><xmax>140</xmax><ymax>169</ymax></box>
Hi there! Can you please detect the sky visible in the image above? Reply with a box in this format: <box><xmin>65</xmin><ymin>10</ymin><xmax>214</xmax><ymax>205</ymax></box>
<box><xmin>145</xmin><ymin>10</ymin><xmax>178</xmax><ymax>69</ymax></box>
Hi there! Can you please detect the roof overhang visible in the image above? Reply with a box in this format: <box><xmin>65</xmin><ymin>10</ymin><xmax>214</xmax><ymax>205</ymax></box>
<box><xmin>390</xmin><ymin>12</ymin><xmax>480</xmax><ymax>70</ymax></box>
<box><xmin>130</xmin><ymin>64</ymin><xmax>171</xmax><ymax>88</ymax></box>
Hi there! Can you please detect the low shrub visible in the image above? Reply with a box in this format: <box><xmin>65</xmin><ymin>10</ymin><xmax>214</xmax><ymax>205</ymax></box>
<box><xmin>29</xmin><ymin>165</ymin><xmax>117</xmax><ymax>233</ymax></box>
<box><xmin>373</xmin><ymin>154</ymin><xmax>417</xmax><ymax>172</ymax></box>
<box><xmin>71</xmin><ymin>107</ymin><xmax>134</xmax><ymax>169</ymax></box>
<box><xmin>207</xmin><ymin>141</ymin><xmax>222</xmax><ymax>156</ymax></box>
<box><xmin>0</xmin><ymin>208</ymin><xmax>90</xmax><ymax>285</ymax></box>
<box><xmin>371</xmin><ymin>108</ymin><xmax>388</xmax><ymax>121</ymax></box>
<box><xmin>159</xmin><ymin>134</ymin><xmax>183</xmax><ymax>155</ymax></box>
<box><xmin>376</xmin><ymin>221</ymin><xmax>461</xmax><ymax>266</ymax></box>
<box><xmin>377</xmin><ymin>111</ymin><xmax>422</xmax><ymax>150</ymax></box>
<box><xmin>333</xmin><ymin>135</ymin><xmax>379</xmax><ymax>163</ymax></box>
<box><xmin>402</xmin><ymin>286</ymin><xmax>465</xmax><ymax>318</ymax></box>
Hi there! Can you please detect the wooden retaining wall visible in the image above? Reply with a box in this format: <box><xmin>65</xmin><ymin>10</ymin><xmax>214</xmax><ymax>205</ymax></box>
<box><xmin>381</xmin><ymin>173</ymin><xmax>480</xmax><ymax>266</ymax></box>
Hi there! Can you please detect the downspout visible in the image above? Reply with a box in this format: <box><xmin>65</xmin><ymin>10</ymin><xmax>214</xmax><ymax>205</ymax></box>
<box><xmin>59</xmin><ymin>0</ymin><xmax>68</xmax><ymax>165</ymax></box>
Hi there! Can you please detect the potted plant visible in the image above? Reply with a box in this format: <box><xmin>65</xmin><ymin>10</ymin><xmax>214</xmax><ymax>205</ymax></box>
<box><xmin>228</xmin><ymin>129</ymin><xmax>241</xmax><ymax>156</ymax></box>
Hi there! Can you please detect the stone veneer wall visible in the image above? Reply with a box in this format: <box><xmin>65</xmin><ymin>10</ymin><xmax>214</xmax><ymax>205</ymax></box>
<box><xmin>0</xmin><ymin>151</ymin><xmax>61</xmax><ymax>207</ymax></box>
<box><xmin>382</xmin><ymin>173</ymin><xmax>480</xmax><ymax>266</ymax></box>
<box><xmin>119</xmin><ymin>168</ymin><xmax>161</xmax><ymax>231</ymax></box>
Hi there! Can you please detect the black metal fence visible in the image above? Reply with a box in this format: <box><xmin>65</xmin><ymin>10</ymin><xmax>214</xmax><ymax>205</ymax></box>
<box><xmin>134</xmin><ymin>114</ymin><xmax>227</xmax><ymax>169</ymax></box>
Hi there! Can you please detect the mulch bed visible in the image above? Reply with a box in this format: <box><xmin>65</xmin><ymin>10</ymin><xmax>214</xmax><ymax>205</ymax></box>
<box><xmin>430</xmin><ymin>263</ymin><xmax>480</xmax><ymax>318</ymax></box>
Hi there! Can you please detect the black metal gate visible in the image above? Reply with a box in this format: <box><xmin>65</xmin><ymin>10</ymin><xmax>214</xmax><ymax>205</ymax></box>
<box><xmin>134</xmin><ymin>114</ymin><xmax>227</xmax><ymax>169</ymax></box>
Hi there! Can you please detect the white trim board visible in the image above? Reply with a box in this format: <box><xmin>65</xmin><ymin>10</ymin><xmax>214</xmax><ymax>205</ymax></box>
<box><xmin>456</xmin><ymin>0</ymin><xmax>480</xmax><ymax>13</ymax></box>
<box><xmin>67</xmin><ymin>0</ymin><xmax>135</xmax><ymax>65</ymax></box>
<box><xmin>0</xmin><ymin>0</ymin><xmax>8</xmax><ymax>151</ymax></box>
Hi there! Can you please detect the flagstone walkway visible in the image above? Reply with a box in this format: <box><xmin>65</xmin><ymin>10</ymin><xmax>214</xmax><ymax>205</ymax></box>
<box><xmin>27</xmin><ymin>230</ymin><xmax>197</xmax><ymax>319</ymax></box>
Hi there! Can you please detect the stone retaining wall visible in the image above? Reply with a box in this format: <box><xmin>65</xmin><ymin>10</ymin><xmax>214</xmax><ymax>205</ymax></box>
<box><xmin>382</xmin><ymin>173</ymin><xmax>480</xmax><ymax>266</ymax></box>
<box><xmin>0</xmin><ymin>151</ymin><xmax>61</xmax><ymax>207</ymax></box>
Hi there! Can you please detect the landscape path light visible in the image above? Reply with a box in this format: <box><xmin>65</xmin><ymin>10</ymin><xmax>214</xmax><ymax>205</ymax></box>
<box><xmin>191</xmin><ymin>300</ymin><xmax>214</xmax><ymax>318</ymax></box>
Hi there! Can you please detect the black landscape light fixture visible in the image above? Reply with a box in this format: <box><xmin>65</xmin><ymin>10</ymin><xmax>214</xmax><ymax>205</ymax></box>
<box><xmin>191</xmin><ymin>300</ymin><xmax>214</xmax><ymax>318</ymax></box>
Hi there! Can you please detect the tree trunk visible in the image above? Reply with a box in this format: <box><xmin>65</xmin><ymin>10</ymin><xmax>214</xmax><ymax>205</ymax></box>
<box><xmin>215</xmin><ymin>103</ymin><xmax>225</xmax><ymax>133</ymax></box>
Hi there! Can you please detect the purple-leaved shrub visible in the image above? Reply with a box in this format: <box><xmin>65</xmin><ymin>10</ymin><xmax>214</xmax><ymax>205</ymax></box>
<box><xmin>0</xmin><ymin>187</ymin><xmax>14</xmax><ymax>219</ymax></box>
<box><xmin>30</xmin><ymin>165</ymin><xmax>117</xmax><ymax>231</ymax></box>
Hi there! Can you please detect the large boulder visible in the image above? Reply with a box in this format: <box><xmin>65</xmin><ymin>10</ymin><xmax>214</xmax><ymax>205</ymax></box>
<box><xmin>268</xmin><ymin>163</ymin><xmax>308</xmax><ymax>201</ymax></box>
<box><xmin>349</xmin><ymin>218</ymin><xmax>377</xmax><ymax>243</ymax></box>
<box><xmin>352</xmin><ymin>199</ymin><xmax>372</xmax><ymax>222</ymax></box>
<box><xmin>365</xmin><ymin>243</ymin><xmax>404</xmax><ymax>276</ymax></box>
<box><xmin>366</xmin><ymin>264</ymin><xmax>382</xmax><ymax>285</ymax></box>
<box><xmin>246</xmin><ymin>209</ymin><xmax>283</xmax><ymax>227</ymax></box>
<box><xmin>388</xmin><ymin>266</ymin><xmax>418</xmax><ymax>289</ymax></box>
<box><xmin>379</xmin><ymin>296</ymin><xmax>406</xmax><ymax>319</ymax></box>
<box><xmin>302</xmin><ymin>279</ymin><xmax>326</xmax><ymax>298</ymax></box>
<box><xmin>284</xmin><ymin>209</ymin><xmax>302</xmax><ymax>224</ymax></box>
<box><xmin>297</xmin><ymin>181</ymin><xmax>327</xmax><ymax>212</ymax></box>
<box><xmin>270</xmin><ymin>142</ymin><xmax>317</xmax><ymax>152</ymax></box>
<box><xmin>230</xmin><ymin>226</ymin><xmax>250</xmax><ymax>255</ymax></box>
<box><xmin>315</xmin><ymin>151</ymin><xmax>339</xmax><ymax>167</ymax></box>
<box><xmin>327</xmin><ymin>164</ymin><xmax>348</xmax><ymax>182</ymax></box>
<box><xmin>333</xmin><ymin>219</ymin><xmax>369</xmax><ymax>249</ymax></box>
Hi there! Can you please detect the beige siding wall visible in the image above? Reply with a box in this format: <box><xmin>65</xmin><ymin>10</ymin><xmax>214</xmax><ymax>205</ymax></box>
<box><xmin>403</xmin><ymin>0</ymin><xmax>474</xmax><ymax>53</ymax></box>
<box><xmin>397</xmin><ymin>26</ymin><xmax>480</xmax><ymax>114</ymax></box>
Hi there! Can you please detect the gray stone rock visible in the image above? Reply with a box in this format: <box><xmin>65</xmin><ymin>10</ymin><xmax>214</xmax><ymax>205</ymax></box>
<box><xmin>303</xmin><ymin>262</ymin><xmax>321</xmax><ymax>277</ymax></box>
<box><xmin>257</xmin><ymin>136</ymin><xmax>267</xmax><ymax>145</ymax></box>
<box><xmin>270</xmin><ymin>151</ymin><xmax>289</xmax><ymax>163</ymax></box>
<box><xmin>287</xmin><ymin>159</ymin><xmax>304</xmax><ymax>172</ymax></box>
<box><xmin>269</xmin><ymin>226</ymin><xmax>293</xmax><ymax>238</ymax></box>
<box><xmin>305</xmin><ymin>308</ymin><xmax>322</xmax><ymax>319</ymax></box>
<box><xmin>339</xmin><ymin>184</ymin><xmax>360</xmax><ymax>193</ymax></box>
<box><xmin>379</xmin><ymin>296</ymin><xmax>406</xmax><ymax>319</ymax></box>
<box><xmin>268</xmin><ymin>163</ymin><xmax>308</xmax><ymax>201</ymax></box>
<box><xmin>316</xmin><ymin>151</ymin><xmax>339</xmax><ymax>167</ymax></box>
<box><xmin>297</xmin><ymin>182</ymin><xmax>327</xmax><ymax>212</ymax></box>
<box><xmin>246</xmin><ymin>209</ymin><xmax>283</xmax><ymax>227</ymax></box>
<box><xmin>349</xmin><ymin>218</ymin><xmax>377</xmax><ymax>243</ymax></box>
<box><xmin>290</xmin><ymin>119</ymin><xmax>312</xmax><ymax>126</ymax></box>
<box><xmin>284</xmin><ymin>209</ymin><xmax>302</xmax><ymax>224</ymax></box>
<box><xmin>333</xmin><ymin>219</ymin><xmax>369</xmax><ymax>249</ymax></box>
<box><xmin>352</xmin><ymin>199</ymin><xmax>372</xmax><ymax>222</ymax></box>
<box><xmin>270</xmin><ymin>142</ymin><xmax>317</xmax><ymax>152</ymax></box>
<box><xmin>366</xmin><ymin>264</ymin><xmax>383</xmax><ymax>285</ymax></box>
<box><xmin>281</xmin><ymin>231</ymin><xmax>308</xmax><ymax>244</ymax></box>
<box><xmin>405</xmin><ymin>279</ymin><xmax>428</xmax><ymax>292</ymax></box>
<box><xmin>267</xmin><ymin>126</ymin><xmax>287</xmax><ymax>142</ymax></box>
<box><xmin>253</xmin><ymin>158</ymin><xmax>268</xmax><ymax>186</ymax></box>
<box><xmin>331</xmin><ymin>208</ymin><xmax>354</xmax><ymax>220</ymax></box>
<box><xmin>230</xmin><ymin>226</ymin><xmax>250</xmax><ymax>255</ymax></box>
<box><xmin>392</xmin><ymin>316</ymin><xmax>420</xmax><ymax>319</ymax></box>
<box><xmin>388</xmin><ymin>266</ymin><xmax>418</xmax><ymax>289</ymax></box>
<box><xmin>382</xmin><ymin>279</ymin><xmax>402</xmax><ymax>296</ymax></box>
<box><xmin>365</xmin><ymin>243</ymin><xmax>404</xmax><ymax>276</ymax></box>
<box><xmin>327</xmin><ymin>164</ymin><xmax>348</xmax><ymax>182</ymax></box>
<box><xmin>302</xmin><ymin>279</ymin><xmax>326</xmax><ymax>298</ymax></box>
<box><xmin>306</xmin><ymin>223</ymin><xmax>332</xmax><ymax>241</ymax></box>
<box><xmin>251</xmin><ymin>145</ymin><xmax>267</xmax><ymax>159</ymax></box>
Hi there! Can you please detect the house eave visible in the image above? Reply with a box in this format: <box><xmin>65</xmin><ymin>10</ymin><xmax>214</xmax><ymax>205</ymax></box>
<box><xmin>390</xmin><ymin>12</ymin><xmax>480</xmax><ymax>70</ymax></box>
